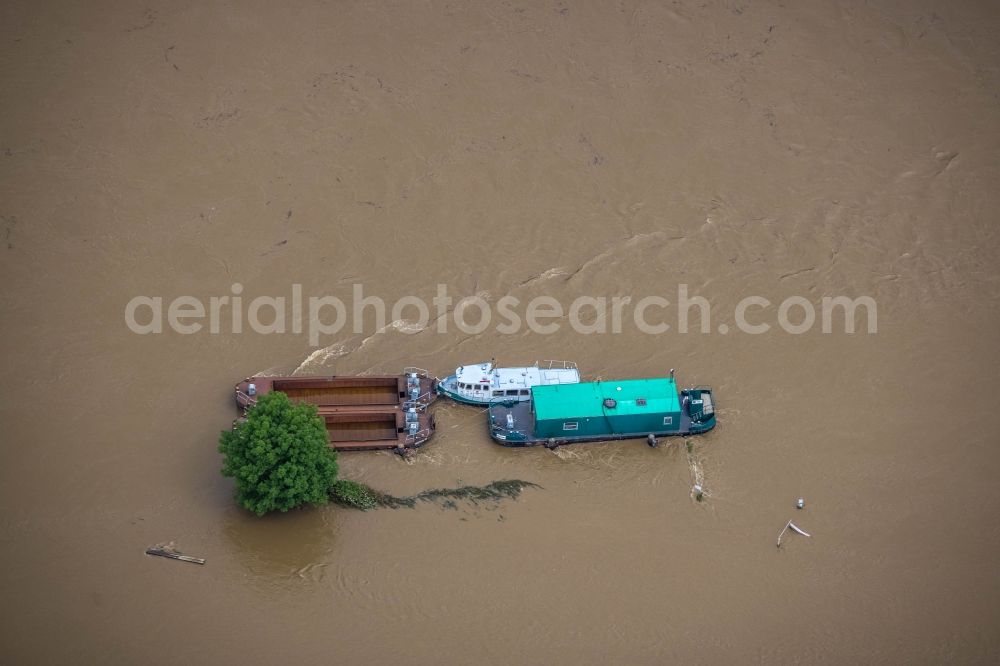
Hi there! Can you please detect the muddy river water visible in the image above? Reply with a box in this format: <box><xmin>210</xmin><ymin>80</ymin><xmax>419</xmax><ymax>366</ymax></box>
<box><xmin>2</xmin><ymin>0</ymin><xmax>999</xmax><ymax>663</ymax></box>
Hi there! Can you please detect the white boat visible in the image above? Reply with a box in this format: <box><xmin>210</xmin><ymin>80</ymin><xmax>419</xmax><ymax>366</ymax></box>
<box><xmin>437</xmin><ymin>360</ymin><xmax>580</xmax><ymax>405</ymax></box>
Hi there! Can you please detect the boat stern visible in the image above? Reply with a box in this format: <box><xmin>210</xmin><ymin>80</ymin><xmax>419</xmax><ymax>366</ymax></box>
<box><xmin>234</xmin><ymin>376</ymin><xmax>269</xmax><ymax>410</ymax></box>
<box><xmin>682</xmin><ymin>387</ymin><xmax>717</xmax><ymax>434</ymax></box>
<box><xmin>402</xmin><ymin>367</ymin><xmax>439</xmax><ymax>408</ymax></box>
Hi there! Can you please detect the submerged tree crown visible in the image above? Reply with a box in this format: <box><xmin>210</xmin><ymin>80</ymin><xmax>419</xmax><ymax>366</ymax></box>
<box><xmin>219</xmin><ymin>391</ymin><xmax>338</xmax><ymax>516</ymax></box>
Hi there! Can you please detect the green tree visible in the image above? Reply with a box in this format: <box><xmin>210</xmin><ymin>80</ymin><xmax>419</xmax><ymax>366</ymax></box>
<box><xmin>219</xmin><ymin>391</ymin><xmax>338</xmax><ymax>516</ymax></box>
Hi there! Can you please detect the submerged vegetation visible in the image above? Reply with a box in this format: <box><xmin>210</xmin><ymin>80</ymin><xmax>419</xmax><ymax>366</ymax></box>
<box><xmin>219</xmin><ymin>392</ymin><xmax>338</xmax><ymax>516</ymax></box>
<box><xmin>329</xmin><ymin>479</ymin><xmax>387</xmax><ymax>510</ymax></box>
<box><xmin>330</xmin><ymin>479</ymin><xmax>542</xmax><ymax>511</ymax></box>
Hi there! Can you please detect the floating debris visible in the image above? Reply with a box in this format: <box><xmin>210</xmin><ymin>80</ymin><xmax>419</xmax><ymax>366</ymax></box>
<box><xmin>145</xmin><ymin>542</ymin><xmax>205</xmax><ymax>565</ymax></box>
<box><xmin>796</xmin><ymin>497</ymin><xmax>805</xmax><ymax>509</ymax></box>
<box><xmin>331</xmin><ymin>479</ymin><xmax>542</xmax><ymax>511</ymax></box>
<box><xmin>407</xmin><ymin>479</ymin><xmax>541</xmax><ymax>508</ymax></box>
<box><xmin>789</xmin><ymin>522</ymin><xmax>811</xmax><ymax>537</ymax></box>
<box><xmin>776</xmin><ymin>520</ymin><xmax>812</xmax><ymax>548</ymax></box>
<box><xmin>686</xmin><ymin>440</ymin><xmax>707</xmax><ymax>502</ymax></box>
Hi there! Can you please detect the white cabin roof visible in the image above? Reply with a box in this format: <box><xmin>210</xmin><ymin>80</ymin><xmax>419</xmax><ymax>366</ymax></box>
<box><xmin>454</xmin><ymin>362</ymin><xmax>580</xmax><ymax>389</ymax></box>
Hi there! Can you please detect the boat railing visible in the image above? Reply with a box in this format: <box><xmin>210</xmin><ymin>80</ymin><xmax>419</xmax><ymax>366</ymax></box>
<box><xmin>683</xmin><ymin>387</ymin><xmax>715</xmax><ymax>416</ymax></box>
<box><xmin>536</xmin><ymin>360</ymin><xmax>578</xmax><ymax>370</ymax></box>
<box><xmin>403</xmin><ymin>366</ymin><xmax>435</xmax><ymax>379</ymax></box>
<box><xmin>402</xmin><ymin>391</ymin><xmax>435</xmax><ymax>410</ymax></box>
<box><xmin>403</xmin><ymin>427</ymin><xmax>433</xmax><ymax>445</ymax></box>
<box><xmin>235</xmin><ymin>390</ymin><xmax>257</xmax><ymax>409</ymax></box>
<box><xmin>486</xmin><ymin>396</ymin><xmax>521</xmax><ymax>408</ymax></box>
<box><xmin>486</xmin><ymin>399</ymin><xmax>524</xmax><ymax>437</ymax></box>
<box><xmin>486</xmin><ymin>400</ymin><xmax>504</xmax><ymax>421</ymax></box>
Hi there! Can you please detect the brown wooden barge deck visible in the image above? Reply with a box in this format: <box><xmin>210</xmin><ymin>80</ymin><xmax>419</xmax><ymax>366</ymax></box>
<box><xmin>319</xmin><ymin>405</ymin><xmax>436</xmax><ymax>451</ymax></box>
<box><xmin>236</xmin><ymin>371</ymin><xmax>437</xmax><ymax>410</ymax></box>
<box><xmin>234</xmin><ymin>368</ymin><xmax>438</xmax><ymax>451</ymax></box>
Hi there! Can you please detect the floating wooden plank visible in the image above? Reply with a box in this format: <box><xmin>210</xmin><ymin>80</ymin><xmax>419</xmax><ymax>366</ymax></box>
<box><xmin>776</xmin><ymin>520</ymin><xmax>813</xmax><ymax>548</ymax></box>
<box><xmin>788</xmin><ymin>522</ymin><xmax>811</xmax><ymax>538</ymax></box>
<box><xmin>145</xmin><ymin>545</ymin><xmax>205</xmax><ymax>565</ymax></box>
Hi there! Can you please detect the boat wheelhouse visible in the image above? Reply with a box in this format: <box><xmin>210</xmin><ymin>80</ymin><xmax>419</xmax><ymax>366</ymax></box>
<box><xmin>234</xmin><ymin>368</ymin><xmax>438</xmax><ymax>451</ymax></box>
<box><xmin>487</xmin><ymin>373</ymin><xmax>715</xmax><ymax>447</ymax></box>
<box><xmin>437</xmin><ymin>360</ymin><xmax>580</xmax><ymax>405</ymax></box>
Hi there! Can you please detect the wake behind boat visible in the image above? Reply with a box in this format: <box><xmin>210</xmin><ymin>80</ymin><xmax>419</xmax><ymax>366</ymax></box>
<box><xmin>437</xmin><ymin>360</ymin><xmax>580</xmax><ymax>406</ymax></box>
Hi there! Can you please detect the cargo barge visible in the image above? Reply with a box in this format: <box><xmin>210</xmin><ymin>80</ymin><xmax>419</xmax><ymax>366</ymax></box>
<box><xmin>319</xmin><ymin>405</ymin><xmax>436</xmax><ymax>451</ymax></box>
<box><xmin>487</xmin><ymin>372</ymin><xmax>715</xmax><ymax>447</ymax></box>
<box><xmin>234</xmin><ymin>368</ymin><xmax>437</xmax><ymax>451</ymax></box>
<box><xmin>236</xmin><ymin>369</ymin><xmax>437</xmax><ymax>410</ymax></box>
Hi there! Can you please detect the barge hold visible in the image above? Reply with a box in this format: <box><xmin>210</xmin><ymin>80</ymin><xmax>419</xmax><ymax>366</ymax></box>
<box><xmin>319</xmin><ymin>405</ymin><xmax>435</xmax><ymax>452</ymax></box>
<box><xmin>487</xmin><ymin>373</ymin><xmax>715</xmax><ymax>447</ymax></box>
<box><xmin>438</xmin><ymin>360</ymin><xmax>580</xmax><ymax>406</ymax></box>
<box><xmin>235</xmin><ymin>368</ymin><xmax>437</xmax><ymax>451</ymax></box>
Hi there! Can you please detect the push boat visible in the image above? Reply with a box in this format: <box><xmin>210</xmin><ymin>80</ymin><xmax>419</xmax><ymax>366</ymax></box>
<box><xmin>487</xmin><ymin>371</ymin><xmax>715</xmax><ymax>447</ymax></box>
<box><xmin>437</xmin><ymin>360</ymin><xmax>580</xmax><ymax>406</ymax></box>
<box><xmin>234</xmin><ymin>368</ymin><xmax>438</xmax><ymax>452</ymax></box>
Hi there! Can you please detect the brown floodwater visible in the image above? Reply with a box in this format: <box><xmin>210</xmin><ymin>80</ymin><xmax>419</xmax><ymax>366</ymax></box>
<box><xmin>2</xmin><ymin>0</ymin><xmax>999</xmax><ymax>663</ymax></box>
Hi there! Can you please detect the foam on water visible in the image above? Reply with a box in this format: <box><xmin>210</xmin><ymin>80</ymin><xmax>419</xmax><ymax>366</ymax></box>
<box><xmin>292</xmin><ymin>344</ymin><xmax>350</xmax><ymax>375</ymax></box>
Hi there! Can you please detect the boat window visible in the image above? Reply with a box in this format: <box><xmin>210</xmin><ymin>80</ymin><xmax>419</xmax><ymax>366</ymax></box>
<box><xmin>636</xmin><ymin>398</ymin><xmax>647</xmax><ymax>406</ymax></box>
<box><xmin>519</xmin><ymin>389</ymin><xmax>530</xmax><ymax>396</ymax></box>
<box><xmin>663</xmin><ymin>416</ymin><xmax>673</xmax><ymax>425</ymax></box>
<box><xmin>563</xmin><ymin>422</ymin><xmax>579</xmax><ymax>431</ymax></box>
<box><xmin>492</xmin><ymin>390</ymin><xmax>504</xmax><ymax>397</ymax></box>
<box><xmin>480</xmin><ymin>384</ymin><xmax>488</xmax><ymax>391</ymax></box>
<box><xmin>505</xmin><ymin>390</ymin><xmax>518</xmax><ymax>396</ymax></box>
<box><xmin>458</xmin><ymin>383</ymin><xmax>466</xmax><ymax>390</ymax></box>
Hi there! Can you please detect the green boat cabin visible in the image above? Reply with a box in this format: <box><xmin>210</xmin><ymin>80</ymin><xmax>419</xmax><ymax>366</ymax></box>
<box><xmin>530</xmin><ymin>378</ymin><xmax>682</xmax><ymax>438</ymax></box>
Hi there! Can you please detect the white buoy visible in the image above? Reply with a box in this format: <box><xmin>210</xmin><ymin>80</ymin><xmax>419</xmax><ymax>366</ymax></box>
<box><xmin>796</xmin><ymin>498</ymin><xmax>805</xmax><ymax>509</ymax></box>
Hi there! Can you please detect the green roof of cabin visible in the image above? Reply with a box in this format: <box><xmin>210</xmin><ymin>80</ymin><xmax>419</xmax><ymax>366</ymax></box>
<box><xmin>532</xmin><ymin>378</ymin><xmax>680</xmax><ymax>421</ymax></box>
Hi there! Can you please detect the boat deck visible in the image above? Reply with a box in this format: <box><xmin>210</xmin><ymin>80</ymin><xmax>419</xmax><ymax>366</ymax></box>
<box><xmin>322</xmin><ymin>408</ymin><xmax>436</xmax><ymax>451</ymax></box>
<box><xmin>438</xmin><ymin>360</ymin><xmax>580</xmax><ymax>405</ymax></box>
<box><xmin>236</xmin><ymin>374</ymin><xmax>437</xmax><ymax>410</ymax></box>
